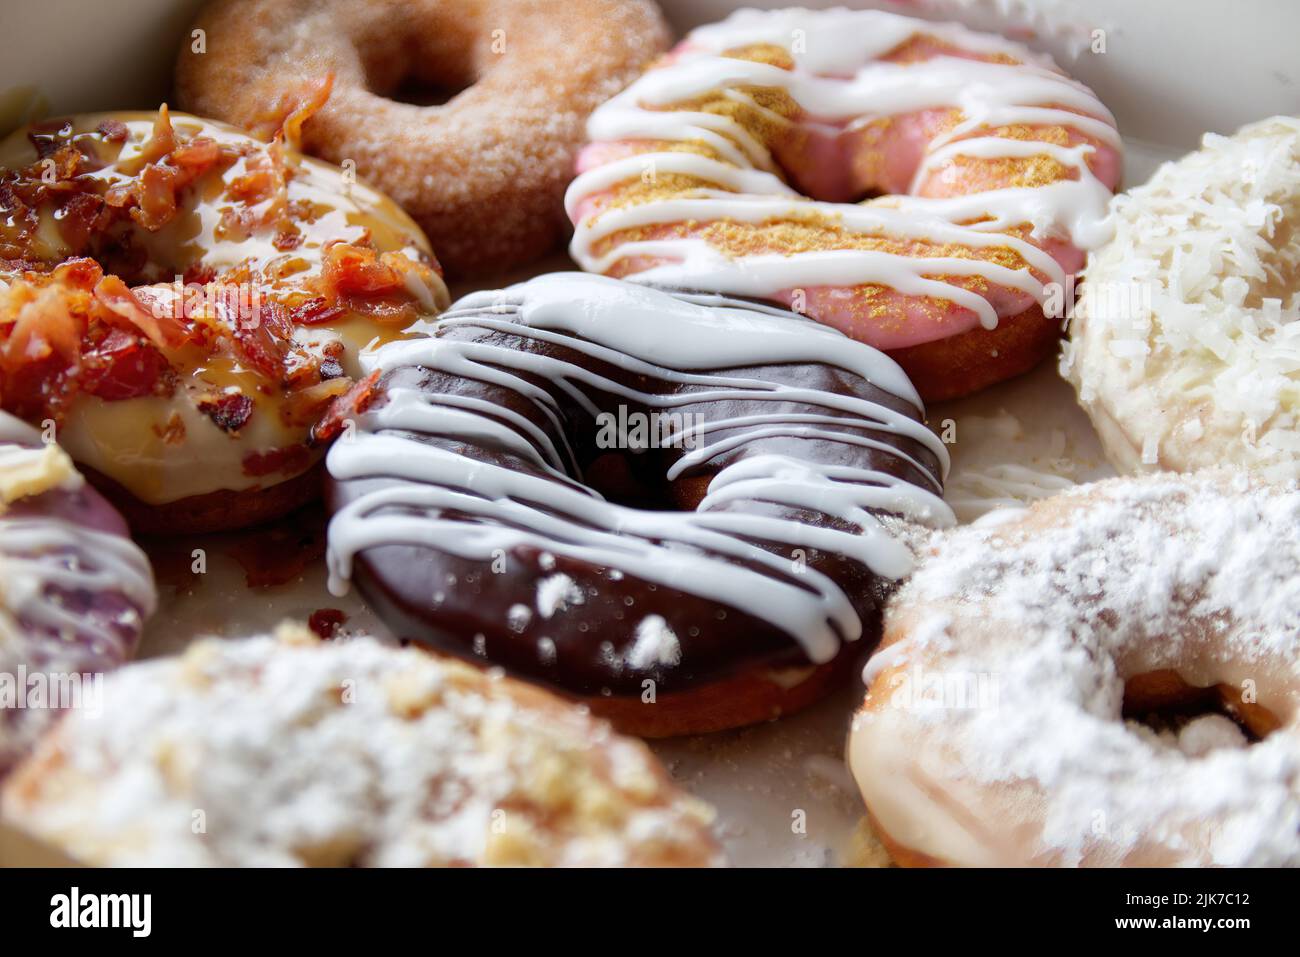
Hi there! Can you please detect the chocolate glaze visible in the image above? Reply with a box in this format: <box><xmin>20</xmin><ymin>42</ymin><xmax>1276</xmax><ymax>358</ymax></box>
<box><xmin>325</xmin><ymin>277</ymin><xmax>948</xmax><ymax>699</ymax></box>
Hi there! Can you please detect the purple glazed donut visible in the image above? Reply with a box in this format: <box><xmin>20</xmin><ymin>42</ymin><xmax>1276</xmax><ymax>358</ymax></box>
<box><xmin>0</xmin><ymin>412</ymin><xmax>156</xmax><ymax>774</ymax></box>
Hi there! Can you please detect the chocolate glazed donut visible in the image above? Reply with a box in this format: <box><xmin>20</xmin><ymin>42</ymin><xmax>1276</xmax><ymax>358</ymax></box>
<box><xmin>324</xmin><ymin>274</ymin><xmax>953</xmax><ymax>736</ymax></box>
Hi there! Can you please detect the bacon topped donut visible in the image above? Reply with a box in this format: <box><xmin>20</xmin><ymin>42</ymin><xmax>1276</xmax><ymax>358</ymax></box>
<box><xmin>0</xmin><ymin>104</ymin><xmax>449</xmax><ymax>533</ymax></box>
<box><xmin>324</xmin><ymin>274</ymin><xmax>953</xmax><ymax>736</ymax></box>
<box><xmin>567</xmin><ymin>8</ymin><xmax>1122</xmax><ymax>401</ymax></box>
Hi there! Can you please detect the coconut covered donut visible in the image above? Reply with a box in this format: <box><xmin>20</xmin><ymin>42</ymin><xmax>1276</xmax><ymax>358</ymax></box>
<box><xmin>2</xmin><ymin>624</ymin><xmax>723</xmax><ymax>866</ymax></box>
<box><xmin>849</xmin><ymin>473</ymin><xmax>1300</xmax><ymax>867</ymax></box>
<box><xmin>175</xmin><ymin>0</ymin><xmax>670</xmax><ymax>278</ymax></box>
<box><xmin>568</xmin><ymin>7</ymin><xmax>1122</xmax><ymax>401</ymax></box>
<box><xmin>1064</xmin><ymin>117</ymin><xmax>1300</xmax><ymax>481</ymax></box>
<box><xmin>0</xmin><ymin>412</ymin><xmax>155</xmax><ymax>776</ymax></box>
<box><xmin>0</xmin><ymin>106</ymin><xmax>448</xmax><ymax>533</ymax></box>
<box><xmin>323</xmin><ymin>274</ymin><xmax>953</xmax><ymax>737</ymax></box>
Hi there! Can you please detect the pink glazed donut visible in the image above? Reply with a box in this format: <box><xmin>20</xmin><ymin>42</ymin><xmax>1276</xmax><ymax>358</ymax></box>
<box><xmin>567</xmin><ymin>8</ymin><xmax>1122</xmax><ymax>401</ymax></box>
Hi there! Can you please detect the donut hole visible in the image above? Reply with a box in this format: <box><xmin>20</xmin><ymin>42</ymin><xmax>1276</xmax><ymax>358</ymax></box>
<box><xmin>359</xmin><ymin>36</ymin><xmax>480</xmax><ymax>108</ymax></box>
<box><xmin>1121</xmin><ymin>669</ymin><xmax>1280</xmax><ymax>752</ymax></box>
<box><xmin>385</xmin><ymin>71</ymin><xmax>475</xmax><ymax>108</ymax></box>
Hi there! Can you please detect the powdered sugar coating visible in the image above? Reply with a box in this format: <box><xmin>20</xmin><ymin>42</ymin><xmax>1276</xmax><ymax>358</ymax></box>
<box><xmin>850</xmin><ymin>473</ymin><xmax>1300</xmax><ymax>866</ymax></box>
<box><xmin>2</xmin><ymin>626</ymin><xmax>722</xmax><ymax>867</ymax></box>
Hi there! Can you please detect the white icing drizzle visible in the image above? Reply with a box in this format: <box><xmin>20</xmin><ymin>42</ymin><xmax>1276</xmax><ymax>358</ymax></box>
<box><xmin>567</xmin><ymin>7</ymin><xmax>1119</xmax><ymax>327</ymax></box>
<box><xmin>326</xmin><ymin>274</ymin><xmax>953</xmax><ymax>663</ymax></box>
<box><xmin>0</xmin><ymin>412</ymin><xmax>156</xmax><ymax>774</ymax></box>
<box><xmin>0</xmin><ymin>414</ymin><xmax>156</xmax><ymax>649</ymax></box>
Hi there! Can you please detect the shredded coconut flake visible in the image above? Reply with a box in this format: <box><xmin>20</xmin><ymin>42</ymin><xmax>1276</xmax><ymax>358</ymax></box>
<box><xmin>1068</xmin><ymin>117</ymin><xmax>1300</xmax><ymax>481</ymax></box>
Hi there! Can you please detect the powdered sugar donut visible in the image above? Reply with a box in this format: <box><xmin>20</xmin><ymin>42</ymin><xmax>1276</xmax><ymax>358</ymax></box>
<box><xmin>848</xmin><ymin>473</ymin><xmax>1300</xmax><ymax>866</ymax></box>
<box><xmin>568</xmin><ymin>7</ymin><xmax>1121</xmax><ymax>401</ymax></box>
<box><xmin>0</xmin><ymin>412</ymin><xmax>155</xmax><ymax>776</ymax></box>
<box><xmin>176</xmin><ymin>0</ymin><xmax>669</xmax><ymax>277</ymax></box>
<box><xmin>2</xmin><ymin>624</ymin><xmax>723</xmax><ymax>866</ymax></box>
<box><xmin>1064</xmin><ymin>117</ymin><xmax>1300</xmax><ymax>481</ymax></box>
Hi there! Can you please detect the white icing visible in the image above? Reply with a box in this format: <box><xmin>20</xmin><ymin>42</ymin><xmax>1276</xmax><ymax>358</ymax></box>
<box><xmin>327</xmin><ymin>275</ymin><xmax>953</xmax><ymax>663</ymax></box>
<box><xmin>568</xmin><ymin>7</ymin><xmax>1119</xmax><ymax>326</ymax></box>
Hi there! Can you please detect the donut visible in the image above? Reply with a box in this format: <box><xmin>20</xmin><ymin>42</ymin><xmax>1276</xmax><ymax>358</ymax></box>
<box><xmin>1</xmin><ymin>623</ymin><xmax>723</xmax><ymax>866</ymax></box>
<box><xmin>567</xmin><ymin>7</ymin><xmax>1122</xmax><ymax>401</ymax></box>
<box><xmin>848</xmin><ymin>473</ymin><xmax>1300</xmax><ymax>866</ymax></box>
<box><xmin>174</xmin><ymin>0</ymin><xmax>670</xmax><ymax>278</ymax></box>
<box><xmin>0</xmin><ymin>412</ymin><xmax>155</xmax><ymax>776</ymax></box>
<box><xmin>323</xmin><ymin>273</ymin><xmax>953</xmax><ymax>737</ymax></box>
<box><xmin>1064</xmin><ymin>117</ymin><xmax>1300</xmax><ymax>481</ymax></box>
<box><xmin>0</xmin><ymin>106</ymin><xmax>448</xmax><ymax>534</ymax></box>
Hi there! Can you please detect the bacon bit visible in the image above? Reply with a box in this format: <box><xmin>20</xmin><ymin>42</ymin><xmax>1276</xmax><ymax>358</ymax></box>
<box><xmin>182</xmin><ymin>263</ymin><xmax>218</xmax><ymax>286</ymax></box>
<box><xmin>282</xmin><ymin>376</ymin><xmax>352</xmax><ymax>427</ymax></box>
<box><xmin>281</xmin><ymin>75</ymin><xmax>333</xmax><ymax>149</ymax></box>
<box><xmin>198</xmin><ymin>391</ymin><xmax>255</xmax><ymax>432</ymax></box>
<box><xmin>55</xmin><ymin>193</ymin><xmax>106</xmax><ymax>252</ymax></box>
<box><xmin>131</xmin><ymin>162</ymin><xmax>183</xmax><ymax>230</ymax></box>
<box><xmin>93</xmin><ymin>274</ymin><xmax>188</xmax><ymax>349</ymax></box>
<box><xmin>1</xmin><ymin>258</ymin><xmax>100</xmax><ymax>361</ymax></box>
<box><xmin>224</xmin><ymin>149</ymin><xmax>283</xmax><ymax>207</ymax></box>
<box><xmin>249</xmin><ymin>74</ymin><xmax>334</xmax><ymax>145</ymax></box>
<box><xmin>81</xmin><ymin>328</ymin><xmax>170</xmax><ymax>400</ymax></box>
<box><xmin>320</xmin><ymin>242</ymin><xmax>405</xmax><ymax>296</ymax></box>
<box><xmin>153</xmin><ymin>412</ymin><xmax>186</xmax><ymax>445</ymax></box>
<box><xmin>27</xmin><ymin>120</ymin><xmax>74</xmax><ymax>160</ymax></box>
<box><xmin>310</xmin><ymin>369</ymin><xmax>381</xmax><ymax>445</ymax></box>
<box><xmin>289</xmin><ymin>295</ymin><xmax>347</xmax><ymax>327</ymax></box>
<box><xmin>139</xmin><ymin>104</ymin><xmax>177</xmax><ymax>164</ymax></box>
<box><xmin>0</xmin><ymin>261</ymin><xmax>178</xmax><ymax>420</ymax></box>
<box><xmin>228</xmin><ymin>298</ymin><xmax>292</xmax><ymax>380</ymax></box>
<box><xmin>242</xmin><ymin>443</ymin><xmax>314</xmax><ymax>478</ymax></box>
<box><xmin>96</xmin><ymin>119</ymin><xmax>129</xmax><ymax>143</ymax></box>
<box><xmin>103</xmin><ymin>181</ymin><xmax>134</xmax><ymax>209</ymax></box>
<box><xmin>273</xmin><ymin>229</ymin><xmax>303</xmax><ymax>251</ymax></box>
<box><xmin>308</xmin><ymin>608</ymin><xmax>347</xmax><ymax>639</ymax></box>
<box><xmin>170</xmin><ymin>136</ymin><xmax>221</xmax><ymax>170</ymax></box>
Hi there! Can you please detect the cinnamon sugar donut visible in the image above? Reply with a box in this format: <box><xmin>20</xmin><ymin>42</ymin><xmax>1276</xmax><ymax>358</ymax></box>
<box><xmin>849</xmin><ymin>473</ymin><xmax>1300</xmax><ymax>866</ymax></box>
<box><xmin>0</xmin><ymin>413</ymin><xmax>155</xmax><ymax>776</ymax></box>
<box><xmin>175</xmin><ymin>0</ymin><xmax>670</xmax><ymax>278</ymax></box>
<box><xmin>0</xmin><ymin>107</ymin><xmax>447</xmax><ymax>534</ymax></box>
<box><xmin>568</xmin><ymin>7</ymin><xmax>1122</xmax><ymax>401</ymax></box>
<box><xmin>2</xmin><ymin>624</ymin><xmax>723</xmax><ymax>866</ymax></box>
